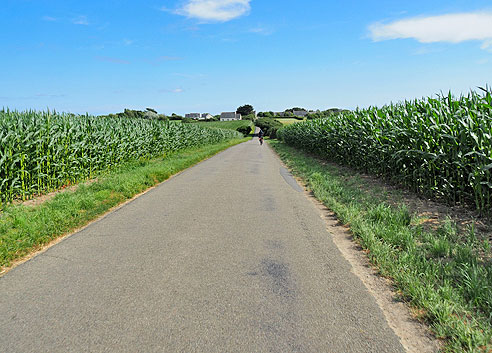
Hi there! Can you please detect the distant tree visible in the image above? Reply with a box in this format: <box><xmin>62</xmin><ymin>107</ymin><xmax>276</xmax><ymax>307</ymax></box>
<box><xmin>118</xmin><ymin>109</ymin><xmax>145</xmax><ymax>119</ymax></box>
<box><xmin>236</xmin><ymin>104</ymin><xmax>254</xmax><ymax>116</ymax></box>
<box><xmin>306</xmin><ymin>108</ymin><xmax>348</xmax><ymax>119</ymax></box>
<box><xmin>255</xmin><ymin>117</ymin><xmax>283</xmax><ymax>139</ymax></box>
<box><xmin>241</xmin><ymin>113</ymin><xmax>256</xmax><ymax>121</ymax></box>
<box><xmin>258</xmin><ymin>111</ymin><xmax>274</xmax><ymax>118</ymax></box>
<box><xmin>170</xmin><ymin>113</ymin><xmax>183</xmax><ymax>120</ymax></box>
<box><xmin>144</xmin><ymin>108</ymin><xmax>158</xmax><ymax>120</ymax></box>
<box><xmin>236</xmin><ymin>125</ymin><xmax>253</xmax><ymax>136</ymax></box>
<box><xmin>285</xmin><ymin>107</ymin><xmax>306</xmax><ymax>113</ymax></box>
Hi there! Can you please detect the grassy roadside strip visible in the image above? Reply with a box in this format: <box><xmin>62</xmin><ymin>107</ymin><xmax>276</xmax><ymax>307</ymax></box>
<box><xmin>0</xmin><ymin>138</ymin><xmax>248</xmax><ymax>272</ymax></box>
<box><xmin>269</xmin><ymin>140</ymin><xmax>492</xmax><ymax>352</ymax></box>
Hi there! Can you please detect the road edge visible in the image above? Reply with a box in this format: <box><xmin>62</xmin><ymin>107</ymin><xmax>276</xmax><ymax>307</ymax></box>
<box><xmin>266</xmin><ymin>141</ymin><xmax>440</xmax><ymax>353</ymax></box>
<box><xmin>0</xmin><ymin>140</ymin><xmax>247</xmax><ymax>278</ymax></box>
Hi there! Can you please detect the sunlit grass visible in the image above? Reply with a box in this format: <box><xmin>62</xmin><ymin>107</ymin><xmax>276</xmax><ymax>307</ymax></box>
<box><xmin>270</xmin><ymin>140</ymin><xmax>492</xmax><ymax>352</ymax></box>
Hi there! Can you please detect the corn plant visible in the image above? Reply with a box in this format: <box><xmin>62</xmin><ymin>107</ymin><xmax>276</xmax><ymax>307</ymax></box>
<box><xmin>0</xmin><ymin>109</ymin><xmax>242</xmax><ymax>207</ymax></box>
<box><xmin>278</xmin><ymin>88</ymin><xmax>492</xmax><ymax>216</ymax></box>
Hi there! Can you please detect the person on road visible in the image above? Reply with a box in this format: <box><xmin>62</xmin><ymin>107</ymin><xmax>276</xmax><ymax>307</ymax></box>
<box><xmin>258</xmin><ymin>128</ymin><xmax>264</xmax><ymax>145</ymax></box>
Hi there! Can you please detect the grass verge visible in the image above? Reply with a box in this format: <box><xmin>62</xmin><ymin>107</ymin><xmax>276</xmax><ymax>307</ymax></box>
<box><xmin>0</xmin><ymin>138</ymin><xmax>248</xmax><ymax>273</ymax></box>
<box><xmin>269</xmin><ymin>140</ymin><xmax>492</xmax><ymax>352</ymax></box>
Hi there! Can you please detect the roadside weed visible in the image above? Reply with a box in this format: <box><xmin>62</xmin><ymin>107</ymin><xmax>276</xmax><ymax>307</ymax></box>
<box><xmin>270</xmin><ymin>141</ymin><xmax>492</xmax><ymax>351</ymax></box>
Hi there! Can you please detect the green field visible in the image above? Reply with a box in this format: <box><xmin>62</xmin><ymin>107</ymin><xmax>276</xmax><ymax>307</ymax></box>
<box><xmin>0</xmin><ymin>109</ymin><xmax>242</xmax><ymax>207</ymax></box>
<box><xmin>0</xmin><ymin>138</ymin><xmax>248</xmax><ymax>271</ymax></box>
<box><xmin>276</xmin><ymin>118</ymin><xmax>305</xmax><ymax>125</ymax></box>
<box><xmin>195</xmin><ymin>120</ymin><xmax>254</xmax><ymax>130</ymax></box>
<box><xmin>279</xmin><ymin>89</ymin><xmax>492</xmax><ymax>216</ymax></box>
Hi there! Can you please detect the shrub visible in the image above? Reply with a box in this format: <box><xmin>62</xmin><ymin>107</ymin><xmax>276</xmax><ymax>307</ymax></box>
<box><xmin>256</xmin><ymin>117</ymin><xmax>283</xmax><ymax>138</ymax></box>
<box><xmin>236</xmin><ymin>125</ymin><xmax>253</xmax><ymax>136</ymax></box>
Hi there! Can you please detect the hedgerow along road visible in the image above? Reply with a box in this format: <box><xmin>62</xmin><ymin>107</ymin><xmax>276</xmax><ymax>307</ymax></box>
<box><xmin>0</xmin><ymin>137</ymin><xmax>405</xmax><ymax>352</ymax></box>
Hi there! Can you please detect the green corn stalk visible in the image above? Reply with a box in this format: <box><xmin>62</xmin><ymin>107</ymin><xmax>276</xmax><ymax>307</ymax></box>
<box><xmin>0</xmin><ymin>109</ymin><xmax>242</xmax><ymax>208</ymax></box>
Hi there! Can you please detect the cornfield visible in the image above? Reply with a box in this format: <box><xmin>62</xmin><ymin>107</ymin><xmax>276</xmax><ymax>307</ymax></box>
<box><xmin>0</xmin><ymin>109</ymin><xmax>242</xmax><ymax>206</ymax></box>
<box><xmin>278</xmin><ymin>89</ymin><xmax>492</xmax><ymax>215</ymax></box>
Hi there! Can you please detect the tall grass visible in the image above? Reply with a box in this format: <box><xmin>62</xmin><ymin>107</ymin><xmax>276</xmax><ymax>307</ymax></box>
<box><xmin>270</xmin><ymin>141</ymin><xmax>492</xmax><ymax>351</ymax></box>
<box><xmin>0</xmin><ymin>109</ymin><xmax>242</xmax><ymax>206</ymax></box>
<box><xmin>278</xmin><ymin>89</ymin><xmax>492</xmax><ymax>215</ymax></box>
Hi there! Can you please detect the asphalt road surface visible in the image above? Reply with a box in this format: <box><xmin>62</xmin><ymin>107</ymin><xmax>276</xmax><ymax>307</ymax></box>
<box><xmin>0</xmin><ymin>138</ymin><xmax>405</xmax><ymax>352</ymax></box>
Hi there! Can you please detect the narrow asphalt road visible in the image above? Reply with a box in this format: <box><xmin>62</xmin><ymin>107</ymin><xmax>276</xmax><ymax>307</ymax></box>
<box><xmin>0</xmin><ymin>138</ymin><xmax>405</xmax><ymax>352</ymax></box>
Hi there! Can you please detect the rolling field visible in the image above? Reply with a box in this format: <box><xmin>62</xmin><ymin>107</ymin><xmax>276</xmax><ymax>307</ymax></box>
<box><xmin>195</xmin><ymin>119</ymin><xmax>254</xmax><ymax>130</ymax></box>
<box><xmin>276</xmin><ymin>118</ymin><xmax>305</xmax><ymax>125</ymax></box>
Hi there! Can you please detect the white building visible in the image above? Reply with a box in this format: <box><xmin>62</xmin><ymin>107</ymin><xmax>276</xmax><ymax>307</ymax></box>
<box><xmin>185</xmin><ymin>113</ymin><xmax>214</xmax><ymax>120</ymax></box>
<box><xmin>293</xmin><ymin>110</ymin><xmax>308</xmax><ymax>117</ymax></box>
<box><xmin>220</xmin><ymin>112</ymin><xmax>242</xmax><ymax>121</ymax></box>
<box><xmin>185</xmin><ymin>113</ymin><xmax>202</xmax><ymax>119</ymax></box>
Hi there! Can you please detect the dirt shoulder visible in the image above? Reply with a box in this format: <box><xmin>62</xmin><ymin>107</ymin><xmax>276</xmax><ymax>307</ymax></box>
<box><xmin>269</xmin><ymin>142</ymin><xmax>445</xmax><ymax>352</ymax></box>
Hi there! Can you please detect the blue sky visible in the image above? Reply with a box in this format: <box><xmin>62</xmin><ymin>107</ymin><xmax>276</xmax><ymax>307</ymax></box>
<box><xmin>1</xmin><ymin>0</ymin><xmax>492</xmax><ymax>115</ymax></box>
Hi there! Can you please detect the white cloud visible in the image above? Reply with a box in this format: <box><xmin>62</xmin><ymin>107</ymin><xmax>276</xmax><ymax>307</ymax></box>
<box><xmin>72</xmin><ymin>15</ymin><xmax>89</xmax><ymax>25</ymax></box>
<box><xmin>160</xmin><ymin>88</ymin><xmax>184</xmax><ymax>93</ymax></box>
<box><xmin>175</xmin><ymin>0</ymin><xmax>251</xmax><ymax>22</ymax></box>
<box><xmin>369</xmin><ymin>11</ymin><xmax>492</xmax><ymax>49</ymax></box>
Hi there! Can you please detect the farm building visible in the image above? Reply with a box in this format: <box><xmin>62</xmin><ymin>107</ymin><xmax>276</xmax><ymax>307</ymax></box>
<box><xmin>293</xmin><ymin>110</ymin><xmax>308</xmax><ymax>117</ymax></box>
<box><xmin>220</xmin><ymin>112</ymin><xmax>242</xmax><ymax>121</ymax></box>
<box><xmin>185</xmin><ymin>113</ymin><xmax>202</xmax><ymax>119</ymax></box>
<box><xmin>185</xmin><ymin>113</ymin><xmax>213</xmax><ymax>120</ymax></box>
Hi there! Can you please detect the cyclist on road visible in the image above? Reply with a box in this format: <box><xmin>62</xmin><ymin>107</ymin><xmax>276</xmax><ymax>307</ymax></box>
<box><xmin>258</xmin><ymin>128</ymin><xmax>264</xmax><ymax>145</ymax></box>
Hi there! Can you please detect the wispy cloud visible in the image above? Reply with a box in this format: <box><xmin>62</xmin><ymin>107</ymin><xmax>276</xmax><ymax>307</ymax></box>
<box><xmin>72</xmin><ymin>15</ymin><xmax>89</xmax><ymax>25</ymax></box>
<box><xmin>369</xmin><ymin>11</ymin><xmax>492</xmax><ymax>50</ymax></box>
<box><xmin>171</xmin><ymin>0</ymin><xmax>251</xmax><ymax>22</ymax></box>
<box><xmin>96</xmin><ymin>56</ymin><xmax>130</xmax><ymax>65</ymax></box>
<box><xmin>42</xmin><ymin>16</ymin><xmax>57</xmax><ymax>22</ymax></box>
<box><xmin>160</xmin><ymin>88</ymin><xmax>184</xmax><ymax>93</ymax></box>
<box><xmin>248</xmin><ymin>26</ymin><xmax>274</xmax><ymax>35</ymax></box>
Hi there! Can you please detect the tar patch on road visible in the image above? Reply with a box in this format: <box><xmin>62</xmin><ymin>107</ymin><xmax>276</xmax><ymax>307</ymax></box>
<box><xmin>262</xmin><ymin>259</ymin><xmax>296</xmax><ymax>299</ymax></box>
<box><xmin>280</xmin><ymin>167</ymin><xmax>303</xmax><ymax>192</ymax></box>
<box><xmin>248</xmin><ymin>258</ymin><xmax>296</xmax><ymax>300</ymax></box>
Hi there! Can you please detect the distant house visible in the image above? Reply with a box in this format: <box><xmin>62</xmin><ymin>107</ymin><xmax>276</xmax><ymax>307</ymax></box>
<box><xmin>185</xmin><ymin>113</ymin><xmax>202</xmax><ymax>119</ymax></box>
<box><xmin>185</xmin><ymin>113</ymin><xmax>213</xmax><ymax>120</ymax></box>
<box><xmin>220</xmin><ymin>112</ymin><xmax>242</xmax><ymax>121</ymax></box>
<box><xmin>293</xmin><ymin>110</ymin><xmax>308</xmax><ymax>117</ymax></box>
